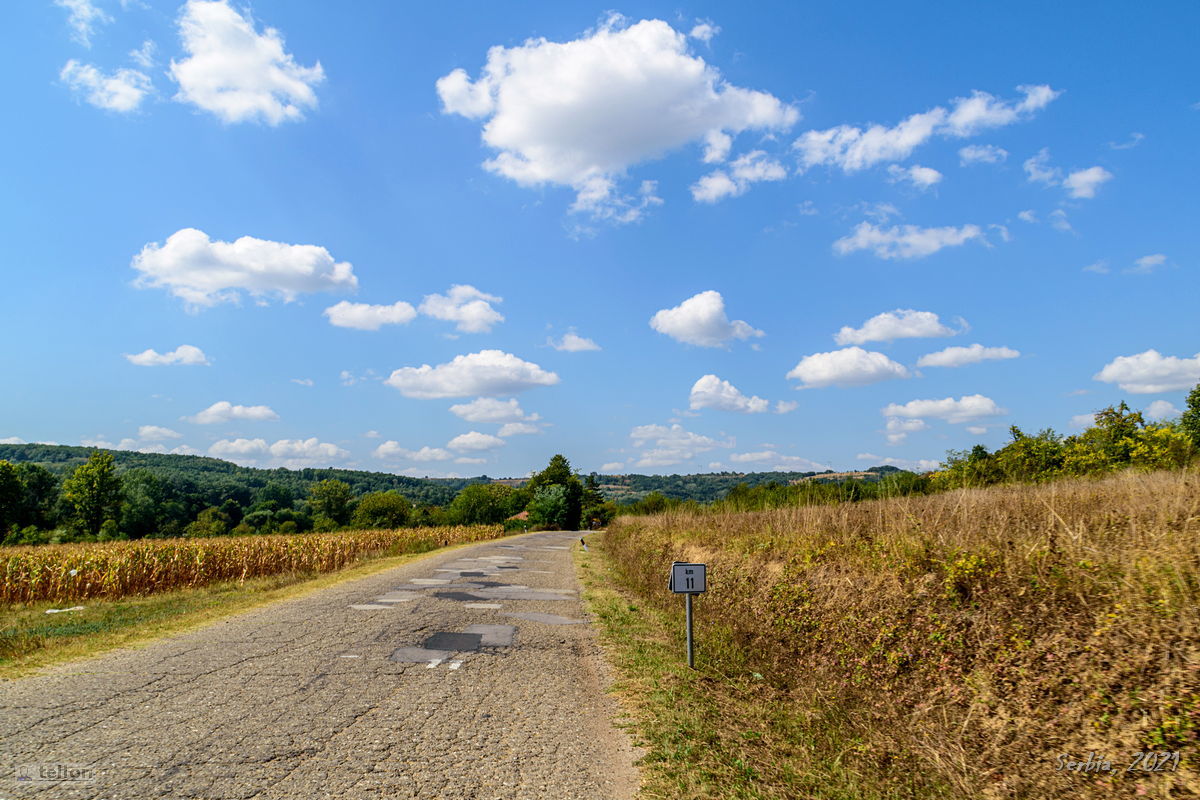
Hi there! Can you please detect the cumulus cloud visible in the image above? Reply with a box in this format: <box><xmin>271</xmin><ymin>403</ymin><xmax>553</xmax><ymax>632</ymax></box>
<box><xmin>138</xmin><ymin>425</ymin><xmax>182</xmax><ymax>441</ymax></box>
<box><xmin>170</xmin><ymin>0</ymin><xmax>324</xmax><ymax>125</ymax></box>
<box><xmin>1017</xmin><ymin>210</ymin><xmax>1037</xmax><ymax>223</ymax></box>
<box><xmin>959</xmin><ymin>144</ymin><xmax>1007</xmax><ymax>165</ymax></box>
<box><xmin>795</xmin><ymin>85</ymin><xmax>1058</xmax><ymax>173</ymax></box>
<box><xmin>1093</xmin><ymin>350</ymin><xmax>1200</xmax><ymax>394</ymax></box>
<box><xmin>630</xmin><ymin>422</ymin><xmax>732</xmax><ymax>468</ymax></box>
<box><xmin>323</xmin><ymin>300</ymin><xmax>416</xmax><ymax>330</ymax></box>
<box><xmin>132</xmin><ymin>228</ymin><xmax>356</xmax><ymax>309</ymax></box>
<box><xmin>916</xmin><ymin>344</ymin><xmax>1020</xmax><ymax>368</ymax></box>
<box><xmin>1145</xmin><ymin>400</ymin><xmax>1180</xmax><ymax>421</ymax></box>
<box><xmin>650</xmin><ymin>290</ymin><xmax>763</xmax><ymax>347</ymax></box>
<box><xmin>210</xmin><ymin>437</ymin><xmax>347</xmax><ymax>466</ymax></box>
<box><xmin>186</xmin><ymin>401</ymin><xmax>279</xmax><ymax>424</ymax></box>
<box><xmin>1070</xmin><ymin>413</ymin><xmax>1098</xmax><ymax>430</ymax></box>
<box><xmin>130</xmin><ymin>40</ymin><xmax>157</xmax><ymax>69</ymax></box>
<box><xmin>385</xmin><ymin>350</ymin><xmax>559</xmax><ymax>399</ymax></box>
<box><xmin>449</xmin><ymin>397</ymin><xmax>538</xmax><ymax>424</ymax></box>
<box><xmin>1024</xmin><ymin>148</ymin><xmax>1112</xmax><ymax>199</ymax></box>
<box><xmin>883</xmin><ymin>394</ymin><xmax>1006</xmax><ymax>424</ymax></box>
<box><xmin>728</xmin><ymin>451</ymin><xmax>828</xmax><ymax>471</ymax></box>
<box><xmin>835</xmin><ymin>309</ymin><xmax>960</xmax><ymax>345</ymax></box>
<box><xmin>0</xmin><ymin>437</ymin><xmax>26</xmax><ymax>445</ymax></box>
<box><xmin>600</xmin><ymin>461</ymin><xmax>625</xmax><ymax>472</ymax></box>
<box><xmin>786</xmin><ymin>347</ymin><xmax>910</xmax><ymax>389</ymax></box>
<box><xmin>374</xmin><ymin>442</ymin><xmax>453</xmax><ymax>462</ymax></box>
<box><xmin>436</xmin><ymin>15</ymin><xmax>797</xmax><ymax>221</ymax></box>
<box><xmin>1049</xmin><ymin>209</ymin><xmax>1073</xmax><ymax>232</ymax></box>
<box><xmin>56</xmin><ymin>0</ymin><xmax>111</xmax><ymax>47</ymax></box>
<box><xmin>498</xmin><ymin>422</ymin><xmax>540</xmax><ymax>437</ymax></box>
<box><xmin>1129</xmin><ymin>254</ymin><xmax>1167</xmax><ymax>274</ymax></box>
<box><xmin>124</xmin><ymin>344</ymin><xmax>210</xmax><ymax>366</ymax></box>
<box><xmin>419</xmin><ymin>285</ymin><xmax>504</xmax><ymax>333</ymax></box>
<box><xmin>688</xmin><ymin>375</ymin><xmax>769</xmax><ymax>413</ymax></box>
<box><xmin>550</xmin><ymin>332</ymin><xmax>601</xmax><ymax>352</ymax></box>
<box><xmin>689</xmin><ymin>21</ymin><xmax>719</xmax><ymax>42</ymax></box>
<box><xmin>447</xmin><ymin>431</ymin><xmax>506</xmax><ymax>452</ymax></box>
<box><xmin>775</xmin><ymin>400</ymin><xmax>798</xmax><ymax>414</ymax></box>
<box><xmin>833</xmin><ymin>222</ymin><xmax>983</xmax><ymax>260</ymax></box>
<box><xmin>886</xmin><ymin>163</ymin><xmax>942</xmax><ymax>189</ymax></box>
<box><xmin>885</xmin><ymin>417</ymin><xmax>928</xmax><ymax>445</ymax></box>
<box><xmin>691</xmin><ymin>150</ymin><xmax>787</xmax><ymax>202</ymax></box>
<box><xmin>61</xmin><ymin>61</ymin><xmax>152</xmax><ymax>112</ymax></box>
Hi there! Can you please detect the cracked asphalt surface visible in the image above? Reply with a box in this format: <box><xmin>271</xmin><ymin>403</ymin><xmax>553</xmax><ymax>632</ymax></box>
<box><xmin>0</xmin><ymin>531</ymin><xmax>640</xmax><ymax>799</ymax></box>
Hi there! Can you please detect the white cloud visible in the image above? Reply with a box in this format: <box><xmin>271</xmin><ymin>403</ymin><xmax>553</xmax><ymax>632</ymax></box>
<box><xmin>1063</xmin><ymin>166</ymin><xmax>1113</xmax><ymax>199</ymax></box>
<box><xmin>130</xmin><ymin>40</ymin><xmax>157</xmax><ymax>68</ymax></box>
<box><xmin>786</xmin><ymin>347</ymin><xmax>910</xmax><ymax>389</ymax></box>
<box><xmin>1094</xmin><ymin>350</ymin><xmax>1200</xmax><ymax>394</ymax></box>
<box><xmin>498</xmin><ymin>422</ymin><xmax>541</xmax><ymax>437</ymax></box>
<box><xmin>630</xmin><ymin>422</ymin><xmax>732</xmax><ymax>468</ymax></box>
<box><xmin>1017</xmin><ymin>210</ymin><xmax>1037</xmax><ymax>223</ymax></box>
<box><xmin>959</xmin><ymin>144</ymin><xmax>1007</xmax><ymax>165</ymax></box>
<box><xmin>728</xmin><ymin>450</ymin><xmax>828</xmax><ymax>471</ymax></box>
<box><xmin>385</xmin><ymin>350</ymin><xmax>559</xmax><ymax>399</ymax></box>
<box><xmin>1069</xmin><ymin>413</ymin><xmax>1097</xmax><ymax>430</ymax></box>
<box><xmin>447</xmin><ymin>431</ymin><xmax>506</xmax><ymax>452</ymax></box>
<box><xmin>449</xmin><ymin>397</ymin><xmax>538</xmax><ymax>424</ymax></box>
<box><xmin>455</xmin><ymin>457</ymin><xmax>488</xmax><ymax>465</ymax></box>
<box><xmin>374</xmin><ymin>442</ymin><xmax>453</xmax><ymax>462</ymax></box>
<box><xmin>209</xmin><ymin>437</ymin><xmax>267</xmax><ymax>459</ymax></box>
<box><xmin>132</xmin><ymin>228</ymin><xmax>356</xmax><ymax>309</ymax></box>
<box><xmin>650</xmin><ymin>290</ymin><xmax>764</xmax><ymax>347</ymax></box>
<box><xmin>885</xmin><ymin>416</ymin><xmax>928</xmax><ymax>444</ymax></box>
<box><xmin>56</xmin><ymin>0</ymin><xmax>111</xmax><ymax>47</ymax></box>
<box><xmin>692</xmin><ymin>151</ymin><xmax>787</xmax><ymax>202</ymax></box>
<box><xmin>138</xmin><ymin>425</ymin><xmax>182</xmax><ymax>441</ymax></box>
<box><xmin>600</xmin><ymin>461</ymin><xmax>625</xmax><ymax>472</ymax></box>
<box><xmin>702</xmin><ymin>130</ymin><xmax>732</xmax><ymax>163</ymax></box>
<box><xmin>323</xmin><ymin>300</ymin><xmax>416</xmax><ymax>330</ymax></box>
<box><xmin>419</xmin><ymin>285</ymin><xmax>504</xmax><ymax>333</ymax></box>
<box><xmin>60</xmin><ymin>61</ymin><xmax>152</xmax><ymax>112</ymax></box>
<box><xmin>124</xmin><ymin>344</ymin><xmax>210</xmax><ymax>366</ymax></box>
<box><xmin>835</xmin><ymin>309</ymin><xmax>959</xmax><ymax>345</ymax></box>
<box><xmin>291</xmin><ymin>378</ymin><xmax>314</xmax><ymax>387</ymax></box>
<box><xmin>1145</xmin><ymin>400</ymin><xmax>1180</xmax><ymax>421</ymax></box>
<box><xmin>833</xmin><ymin>222</ymin><xmax>983</xmax><ymax>260</ymax></box>
<box><xmin>1024</xmin><ymin>149</ymin><xmax>1112</xmax><ymax>199</ymax></box>
<box><xmin>856</xmin><ymin>453</ymin><xmax>941</xmax><ymax>472</ymax></box>
<box><xmin>965</xmin><ymin>426</ymin><xmax>988</xmax><ymax>435</ymax></box>
<box><xmin>883</xmin><ymin>394</ymin><xmax>1006</xmax><ymax>424</ymax></box>
<box><xmin>688</xmin><ymin>375</ymin><xmax>769</xmax><ymax>414</ymax></box>
<box><xmin>266</xmin><ymin>438</ymin><xmax>348</xmax><ymax>467</ymax></box>
<box><xmin>688</xmin><ymin>21</ymin><xmax>719</xmax><ymax>42</ymax></box>
<box><xmin>550</xmin><ymin>332</ymin><xmax>601</xmax><ymax>352</ymax></box>
<box><xmin>1083</xmin><ymin>261</ymin><xmax>1110</xmax><ymax>275</ymax></box>
<box><xmin>436</xmin><ymin>16</ymin><xmax>797</xmax><ymax>221</ymax></box>
<box><xmin>0</xmin><ymin>437</ymin><xmax>26</xmax><ymax>445</ymax></box>
<box><xmin>916</xmin><ymin>344</ymin><xmax>1020</xmax><ymax>368</ymax></box>
<box><xmin>795</xmin><ymin>85</ymin><xmax>1058</xmax><ymax>172</ymax></box>
<box><xmin>186</xmin><ymin>401</ymin><xmax>279</xmax><ymax>424</ymax></box>
<box><xmin>1109</xmin><ymin>132</ymin><xmax>1144</xmax><ymax>150</ymax></box>
<box><xmin>170</xmin><ymin>0</ymin><xmax>324</xmax><ymax>125</ymax></box>
<box><xmin>1129</xmin><ymin>254</ymin><xmax>1167</xmax><ymax>274</ymax></box>
<box><xmin>886</xmin><ymin>163</ymin><xmax>942</xmax><ymax>189</ymax></box>
<box><xmin>775</xmin><ymin>400</ymin><xmax>798</xmax><ymax>414</ymax></box>
<box><xmin>1049</xmin><ymin>209</ymin><xmax>1073</xmax><ymax>232</ymax></box>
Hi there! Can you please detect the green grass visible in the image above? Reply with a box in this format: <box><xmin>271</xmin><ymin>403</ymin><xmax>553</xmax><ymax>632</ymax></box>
<box><xmin>0</xmin><ymin>542</ymin><xmax>474</xmax><ymax>679</ymax></box>
<box><xmin>576</xmin><ymin>533</ymin><xmax>954</xmax><ymax>800</ymax></box>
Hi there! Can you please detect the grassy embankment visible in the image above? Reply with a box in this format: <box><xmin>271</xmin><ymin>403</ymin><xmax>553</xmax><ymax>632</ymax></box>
<box><xmin>581</xmin><ymin>470</ymin><xmax>1198</xmax><ymax>799</ymax></box>
<box><xmin>1</xmin><ymin>524</ymin><xmax>504</xmax><ymax>677</ymax></box>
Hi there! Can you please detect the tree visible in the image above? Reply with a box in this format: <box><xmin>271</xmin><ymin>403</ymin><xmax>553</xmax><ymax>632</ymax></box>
<box><xmin>61</xmin><ymin>451</ymin><xmax>123</xmax><ymax>536</ymax></box>
<box><xmin>308</xmin><ymin>479</ymin><xmax>354</xmax><ymax>527</ymax></box>
<box><xmin>527</xmin><ymin>484</ymin><xmax>569</xmax><ymax>529</ymax></box>
<box><xmin>120</xmin><ymin>468</ymin><xmax>166</xmax><ymax>539</ymax></box>
<box><xmin>351</xmin><ymin>491</ymin><xmax>412</xmax><ymax>529</ymax></box>
<box><xmin>446</xmin><ymin>483</ymin><xmax>520</xmax><ymax>525</ymax></box>
<box><xmin>184</xmin><ymin>506</ymin><xmax>230</xmax><ymax>537</ymax></box>
<box><xmin>527</xmin><ymin>455</ymin><xmax>583</xmax><ymax>530</ymax></box>
<box><xmin>15</xmin><ymin>462</ymin><xmax>58</xmax><ymax>529</ymax></box>
<box><xmin>0</xmin><ymin>460</ymin><xmax>21</xmax><ymax>533</ymax></box>
<box><xmin>1181</xmin><ymin>382</ymin><xmax>1200</xmax><ymax>449</ymax></box>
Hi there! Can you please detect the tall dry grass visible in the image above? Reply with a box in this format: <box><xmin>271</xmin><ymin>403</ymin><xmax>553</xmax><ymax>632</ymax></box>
<box><xmin>607</xmin><ymin>470</ymin><xmax>1199</xmax><ymax>798</ymax></box>
<box><xmin>2</xmin><ymin>525</ymin><xmax>504</xmax><ymax>604</ymax></box>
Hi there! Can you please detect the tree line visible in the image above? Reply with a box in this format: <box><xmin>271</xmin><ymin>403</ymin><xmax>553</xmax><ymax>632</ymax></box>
<box><xmin>0</xmin><ymin>453</ymin><xmax>608</xmax><ymax>545</ymax></box>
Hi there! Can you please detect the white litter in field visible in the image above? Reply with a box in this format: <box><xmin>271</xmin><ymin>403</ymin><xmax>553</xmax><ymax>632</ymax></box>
<box><xmin>45</xmin><ymin>606</ymin><xmax>85</xmax><ymax>614</ymax></box>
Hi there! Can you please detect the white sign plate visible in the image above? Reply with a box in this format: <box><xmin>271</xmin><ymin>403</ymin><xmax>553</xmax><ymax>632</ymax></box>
<box><xmin>669</xmin><ymin>562</ymin><xmax>707</xmax><ymax>594</ymax></box>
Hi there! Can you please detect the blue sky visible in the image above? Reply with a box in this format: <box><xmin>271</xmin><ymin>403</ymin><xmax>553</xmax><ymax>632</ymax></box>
<box><xmin>2</xmin><ymin>0</ymin><xmax>1197</xmax><ymax>477</ymax></box>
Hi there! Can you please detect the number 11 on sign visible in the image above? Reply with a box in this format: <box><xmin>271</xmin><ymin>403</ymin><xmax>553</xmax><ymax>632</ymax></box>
<box><xmin>669</xmin><ymin>562</ymin><xmax>707</xmax><ymax>668</ymax></box>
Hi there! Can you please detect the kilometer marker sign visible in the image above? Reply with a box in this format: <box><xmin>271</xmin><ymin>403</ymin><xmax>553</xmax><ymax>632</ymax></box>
<box><xmin>669</xmin><ymin>562</ymin><xmax>707</xmax><ymax>668</ymax></box>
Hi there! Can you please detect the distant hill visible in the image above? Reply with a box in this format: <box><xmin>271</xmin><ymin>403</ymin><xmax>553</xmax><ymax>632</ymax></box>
<box><xmin>590</xmin><ymin>466</ymin><xmax>902</xmax><ymax>503</ymax></box>
<box><xmin>0</xmin><ymin>444</ymin><xmax>485</xmax><ymax>507</ymax></box>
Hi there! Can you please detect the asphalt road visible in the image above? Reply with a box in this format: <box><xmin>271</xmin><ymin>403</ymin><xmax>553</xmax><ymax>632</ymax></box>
<box><xmin>0</xmin><ymin>531</ymin><xmax>640</xmax><ymax>799</ymax></box>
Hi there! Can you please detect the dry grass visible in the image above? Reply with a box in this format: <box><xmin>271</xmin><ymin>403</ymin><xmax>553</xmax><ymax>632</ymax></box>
<box><xmin>606</xmin><ymin>470</ymin><xmax>1200</xmax><ymax>799</ymax></box>
<box><xmin>1</xmin><ymin>525</ymin><xmax>503</xmax><ymax>604</ymax></box>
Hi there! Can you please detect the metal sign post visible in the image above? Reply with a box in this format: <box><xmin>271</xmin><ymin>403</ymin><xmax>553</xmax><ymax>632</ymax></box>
<box><xmin>668</xmin><ymin>562</ymin><xmax>707</xmax><ymax>668</ymax></box>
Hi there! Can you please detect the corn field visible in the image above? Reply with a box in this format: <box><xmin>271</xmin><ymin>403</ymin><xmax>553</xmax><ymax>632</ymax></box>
<box><xmin>2</xmin><ymin>525</ymin><xmax>505</xmax><ymax>604</ymax></box>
